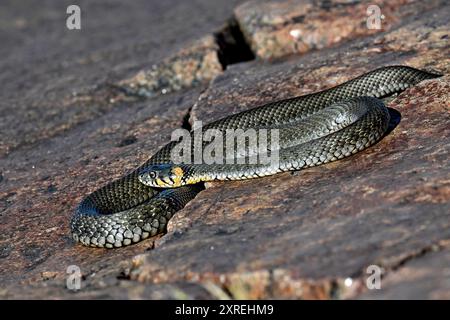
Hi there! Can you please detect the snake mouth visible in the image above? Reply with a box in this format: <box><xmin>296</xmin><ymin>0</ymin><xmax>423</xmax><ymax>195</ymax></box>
<box><xmin>138</xmin><ymin>164</ymin><xmax>185</xmax><ymax>188</ymax></box>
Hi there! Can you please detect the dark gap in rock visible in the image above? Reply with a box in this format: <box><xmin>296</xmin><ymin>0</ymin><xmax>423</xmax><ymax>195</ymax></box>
<box><xmin>289</xmin><ymin>15</ymin><xmax>305</xmax><ymax>24</ymax></box>
<box><xmin>215</xmin><ymin>18</ymin><xmax>255</xmax><ymax>70</ymax></box>
<box><xmin>0</xmin><ymin>244</ymin><xmax>13</xmax><ymax>259</ymax></box>
<box><xmin>320</xmin><ymin>0</ymin><xmax>360</xmax><ymax>10</ymax></box>
<box><xmin>329</xmin><ymin>279</ymin><xmax>342</xmax><ymax>299</ymax></box>
<box><xmin>181</xmin><ymin>106</ymin><xmax>193</xmax><ymax>131</ymax></box>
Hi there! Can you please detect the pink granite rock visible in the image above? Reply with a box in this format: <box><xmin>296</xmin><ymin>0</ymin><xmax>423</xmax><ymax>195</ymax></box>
<box><xmin>0</xmin><ymin>0</ymin><xmax>449</xmax><ymax>299</ymax></box>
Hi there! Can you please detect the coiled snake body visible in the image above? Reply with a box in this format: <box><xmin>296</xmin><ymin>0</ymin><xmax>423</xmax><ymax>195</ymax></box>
<box><xmin>71</xmin><ymin>66</ymin><xmax>440</xmax><ymax>248</ymax></box>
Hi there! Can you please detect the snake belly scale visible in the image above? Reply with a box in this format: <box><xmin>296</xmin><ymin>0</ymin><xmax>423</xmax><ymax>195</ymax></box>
<box><xmin>71</xmin><ymin>66</ymin><xmax>440</xmax><ymax>248</ymax></box>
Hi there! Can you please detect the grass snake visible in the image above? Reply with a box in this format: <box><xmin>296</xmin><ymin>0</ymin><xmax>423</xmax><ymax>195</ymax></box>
<box><xmin>71</xmin><ymin>66</ymin><xmax>440</xmax><ymax>248</ymax></box>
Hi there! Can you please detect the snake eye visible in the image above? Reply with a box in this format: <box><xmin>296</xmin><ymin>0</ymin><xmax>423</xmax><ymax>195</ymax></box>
<box><xmin>149</xmin><ymin>171</ymin><xmax>157</xmax><ymax>179</ymax></box>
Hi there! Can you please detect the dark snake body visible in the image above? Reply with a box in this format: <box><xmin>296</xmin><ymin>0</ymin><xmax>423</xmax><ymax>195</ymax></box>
<box><xmin>71</xmin><ymin>66</ymin><xmax>440</xmax><ymax>248</ymax></box>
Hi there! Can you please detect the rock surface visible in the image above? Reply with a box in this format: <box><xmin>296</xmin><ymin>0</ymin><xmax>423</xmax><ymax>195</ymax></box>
<box><xmin>117</xmin><ymin>35</ymin><xmax>223</xmax><ymax>97</ymax></box>
<box><xmin>234</xmin><ymin>0</ymin><xmax>446</xmax><ymax>59</ymax></box>
<box><xmin>0</xmin><ymin>0</ymin><xmax>449</xmax><ymax>299</ymax></box>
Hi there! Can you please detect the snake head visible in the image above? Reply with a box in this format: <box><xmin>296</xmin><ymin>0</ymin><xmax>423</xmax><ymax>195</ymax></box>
<box><xmin>138</xmin><ymin>164</ymin><xmax>185</xmax><ymax>188</ymax></box>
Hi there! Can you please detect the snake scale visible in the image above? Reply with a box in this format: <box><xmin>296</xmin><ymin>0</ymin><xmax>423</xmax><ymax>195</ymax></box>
<box><xmin>71</xmin><ymin>66</ymin><xmax>440</xmax><ymax>248</ymax></box>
